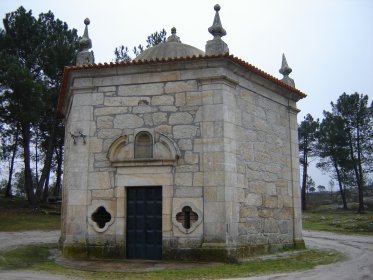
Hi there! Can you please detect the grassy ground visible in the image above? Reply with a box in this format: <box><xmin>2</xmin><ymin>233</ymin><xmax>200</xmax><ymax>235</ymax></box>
<box><xmin>0</xmin><ymin>197</ymin><xmax>61</xmax><ymax>231</ymax></box>
<box><xmin>0</xmin><ymin>244</ymin><xmax>344</xmax><ymax>280</ymax></box>
<box><xmin>302</xmin><ymin>208</ymin><xmax>373</xmax><ymax>235</ymax></box>
<box><xmin>0</xmin><ymin>196</ymin><xmax>347</xmax><ymax>279</ymax></box>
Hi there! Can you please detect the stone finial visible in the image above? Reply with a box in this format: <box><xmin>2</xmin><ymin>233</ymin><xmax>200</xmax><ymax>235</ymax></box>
<box><xmin>279</xmin><ymin>54</ymin><xmax>295</xmax><ymax>87</ymax></box>
<box><xmin>205</xmin><ymin>4</ymin><xmax>229</xmax><ymax>56</ymax></box>
<box><xmin>76</xmin><ymin>18</ymin><xmax>95</xmax><ymax>66</ymax></box>
<box><xmin>208</xmin><ymin>4</ymin><xmax>226</xmax><ymax>39</ymax></box>
<box><xmin>167</xmin><ymin>27</ymin><xmax>181</xmax><ymax>43</ymax></box>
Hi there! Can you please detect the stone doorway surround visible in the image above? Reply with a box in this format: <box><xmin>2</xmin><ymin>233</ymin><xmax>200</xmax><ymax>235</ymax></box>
<box><xmin>115</xmin><ymin>166</ymin><xmax>174</xmax><ymax>258</ymax></box>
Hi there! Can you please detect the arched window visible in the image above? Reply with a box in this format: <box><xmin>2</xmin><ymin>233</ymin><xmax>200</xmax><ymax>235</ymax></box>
<box><xmin>134</xmin><ymin>131</ymin><xmax>153</xmax><ymax>158</ymax></box>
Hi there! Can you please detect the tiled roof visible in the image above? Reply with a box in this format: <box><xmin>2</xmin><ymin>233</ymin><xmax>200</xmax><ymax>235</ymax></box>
<box><xmin>57</xmin><ymin>53</ymin><xmax>306</xmax><ymax>113</ymax></box>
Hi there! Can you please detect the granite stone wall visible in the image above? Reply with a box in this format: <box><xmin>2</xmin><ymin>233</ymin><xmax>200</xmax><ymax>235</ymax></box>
<box><xmin>60</xmin><ymin>59</ymin><xmax>303</xmax><ymax>260</ymax></box>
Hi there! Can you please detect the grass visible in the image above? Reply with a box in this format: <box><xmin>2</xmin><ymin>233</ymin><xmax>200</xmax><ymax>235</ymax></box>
<box><xmin>0</xmin><ymin>244</ymin><xmax>344</xmax><ymax>280</ymax></box>
<box><xmin>0</xmin><ymin>196</ymin><xmax>61</xmax><ymax>231</ymax></box>
<box><xmin>302</xmin><ymin>208</ymin><xmax>373</xmax><ymax>235</ymax></box>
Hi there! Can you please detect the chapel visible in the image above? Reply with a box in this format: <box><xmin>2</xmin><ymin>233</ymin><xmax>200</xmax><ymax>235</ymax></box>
<box><xmin>57</xmin><ymin>5</ymin><xmax>306</xmax><ymax>261</ymax></box>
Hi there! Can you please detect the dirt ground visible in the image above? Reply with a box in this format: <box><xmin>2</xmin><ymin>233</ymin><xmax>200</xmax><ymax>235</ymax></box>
<box><xmin>0</xmin><ymin>230</ymin><xmax>373</xmax><ymax>280</ymax></box>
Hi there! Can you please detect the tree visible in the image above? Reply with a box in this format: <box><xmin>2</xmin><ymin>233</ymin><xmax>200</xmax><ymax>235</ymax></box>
<box><xmin>34</xmin><ymin>11</ymin><xmax>78</xmax><ymax>202</ymax></box>
<box><xmin>0</xmin><ymin>7</ymin><xmax>44</xmax><ymax>205</ymax></box>
<box><xmin>332</xmin><ymin>93</ymin><xmax>373</xmax><ymax>213</ymax></box>
<box><xmin>114</xmin><ymin>29</ymin><xmax>167</xmax><ymax>62</ymax></box>
<box><xmin>317</xmin><ymin>185</ymin><xmax>326</xmax><ymax>192</ymax></box>
<box><xmin>316</xmin><ymin>111</ymin><xmax>350</xmax><ymax>209</ymax></box>
<box><xmin>298</xmin><ymin>114</ymin><xmax>319</xmax><ymax>210</ymax></box>
<box><xmin>0</xmin><ymin>7</ymin><xmax>78</xmax><ymax>205</ymax></box>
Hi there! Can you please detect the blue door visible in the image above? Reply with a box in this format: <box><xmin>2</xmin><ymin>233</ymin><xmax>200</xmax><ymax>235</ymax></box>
<box><xmin>126</xmin><ymin>187</ymin><xmax>162</xmax><ymax>259</ymax></box>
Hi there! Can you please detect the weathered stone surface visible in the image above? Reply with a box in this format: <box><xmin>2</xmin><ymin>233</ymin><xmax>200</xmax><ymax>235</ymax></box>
<box><xmin>94</xmin><ymin>107</ymin><xmax>128</xmax><ymax>116</ymax></box>
<box><xmin>175</xmin><ymin>172</ymin><xmax>193</xmax><ymax>187</ymax></box>
<box><xmin>114</xmin><ymin>114</ymin><xmax>144</xmax><ymax>129</ymax></box>
<box><xmin>97</xmin><ymin>116</ymin><xmax>113</xmax><ymax>129</ymax></box>
<box><xmin>61</xmin><ymin>48</ymin><xmax>304</xmax><ymax>261</ymax></box>
<box><xmin>97</xmin><ymin>128</ymin><xmax>122</xmax><ymax>139</ymax></box>
<box><xmin>118</xmin><ymin>83</ymin><xmax>164</xmax><ymax>96</ymax></box>
<box><xmin>173</xmin><ymin>125</ymin><xmax>199</xmax><ymax>139</ymax></box>
<box><xmin>169</xmin><ymin>112</ymin><xmax>193</xmax><ymax>125</ymax></box>
<box><xmin>152</xmin><ymin>95</ymin><xmax>174</xmax><ymax>106</ymax></box>
<box><xmin>152</xmin><ymin>112</ymin><xmax>167</xmax><ymax>125</ymax></box>
<box><xmin>165</xmin><ymin>80</ymin><xmax>197</xmax><ymax>93</ymax></box>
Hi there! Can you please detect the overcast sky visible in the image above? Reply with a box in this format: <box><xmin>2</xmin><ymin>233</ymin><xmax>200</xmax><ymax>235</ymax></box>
<box><xmin>1</xmin><ymin>0</ymin><xmax>372</xmax><ymax>188</ymax></box>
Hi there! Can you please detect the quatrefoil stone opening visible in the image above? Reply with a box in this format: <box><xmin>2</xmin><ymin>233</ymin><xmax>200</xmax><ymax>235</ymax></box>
<box><xmin>176</xmin><ymin>206</ymin><xmax>198</xmax><ymax>229</ymax></box>
<box><xmin>92</xmin><ymin>206</ymin><xmax>111</xmax><ymax>229</ymax></box>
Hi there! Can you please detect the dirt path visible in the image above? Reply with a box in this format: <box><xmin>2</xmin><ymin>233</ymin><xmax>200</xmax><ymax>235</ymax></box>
<box><xmin>1</xmin><ymin>230</ymin><xmax>372</xmax><ymax>280</ymax></box>
<box><xmin>224</xmin><ymin>230</ymin><xmax>373</xmax><ymax>280</ymax></box>
<box><xmin>0</xmin><ymin>230</ymin><xmax>80</xmax><ymax>280</ymax></box>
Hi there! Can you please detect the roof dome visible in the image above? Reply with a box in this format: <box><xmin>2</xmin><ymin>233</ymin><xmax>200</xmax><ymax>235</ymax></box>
<box><xmin>134</xmin><ymin>28</ymin><xmax>204</xmax><ymax>61</ymax></box>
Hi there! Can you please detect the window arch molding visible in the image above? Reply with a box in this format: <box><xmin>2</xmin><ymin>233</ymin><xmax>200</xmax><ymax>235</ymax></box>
<box><xmin>134</xmin><ymin>131</ymin><xmax>153</xmax><ymax>159</ymax></box>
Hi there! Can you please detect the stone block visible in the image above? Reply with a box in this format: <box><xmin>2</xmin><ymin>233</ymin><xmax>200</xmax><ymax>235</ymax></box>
<box><xmin>132</xmin><ymin>106</ymin><xmax>158</xmax><ymax>114</ymax></box>
<box><xmin>169</xmin><ymin>112</ymin><xmax>193</xmax><ymax>125</ymax></box>
<box><xmin>91</xmin><ymin>189</ymin><xmax>114</xmax><ymax>198</ymax></box>
<box><xmin>165</xmin><ymin>80</ymin><xmax>197</xmax><ymax>93</ymax></box>
<box><xmin>204</xmin><ymin>202</ymin><xmax>225</xmax><ymax>223</ymax></box>
<box><xmin>263</xmin><ymin>195</ymin><xmax>278</xmax><ymax>208</ymax></box>
<box><xmin>202</xmin><ymin>104</ymin><xmax>224</xmax><ymax>121</ymax></box>
<box><xmin>263</xmin><ymin>218</ymin><xmax>279</xmax><ymax>233</ymax></box>
<box><xmin>114</xmin><ymin>114</ymin><xmax>144</xmax><ymax>129</ymax></box>
<box><xmin>118</xmin><ymin>83</ymin><xmax>164</xmax><ymax>96</ymax></box>
<box><xmin>184</xmin><ymin>151</ymin><xmax>199</xmax><ymax>165</ymax></box>
<box><xmin>155</xmin><ymin>125</ymin><xmax>172</xmax><ymax>135</ymax></box>
<box><xmin>88</xmin><ymin>172</ymin><xmax>111</xmax><ymax>190</ymax></box>
<box><xmin>89</xmin><ymin>138</ymin><xmax>103</xmax><ymax>154</ymax></box>
<box><xmin>97</xmin><ymin>116</ymin><xmax>113</xmax><ymax>129</ymax></box>
<box><xmin>173</xmin><ymin>125</ymin><xmax>199</xmax><ymax>139</ymax></box>
<box><xmin>103</xmin><ymin>97</ymin><xmax>125</xmax><ymax>107</ymax></box>
<box><xmin>186</xmin><ymin>92</ymin><xmax>202</xmax><ymax>105</ymax></box>
<box><xmin>174</xmin><ymin>186</ymin><xmax>202</xmax><ymax>197</ymax></box>
<box><xmin>193</xmin><ymin>172</ymin><xmax>203</xmax><ymax>186</ymax></box>
<box><xmin>203</xmin><ymin>152</ymin><xmax>225</xmax><ymax>171</ymax></box>
<box><xmin>71</xmin><ymin>106</ymin><xmax>92</xmax><ymax>122</ymax></box>
<box><xmin>68</xmin><ymin>190</ymin><xmax>88</xmax><ymax>205</ymax></box>
<box><xmin>239</xmin><ymin>206</ymin><xmax>258</xmax><ymax>219</ymax></box>
<box><xmin>245</xmin><ymin>193</ymin><xmax>262</xmax><ymax>206</ymax></box>
<box><xmin>116</xmin><ymin>172</ymin><xmax>172</xmax><ymax>186</ymax></box>
<box><xmin>94</xmin><ymin>107</ymin><xmax>128</xmax><ymax>116</ymax></box>
<box><xmin>152</xmin><ymin>95</ymin><xmax>174</xmax><ymax>105</ymax></box>
<box><xmin>152</xmin><ymin>112</ymin><xmax>167</xmax><ymax>125</ymax></box>
<box><xmin>97</xmin><ymin>86</ymin><xmax>116</xmax><ymax>93</ymax></box>
<box><xmin>175</xmin><ymin>172</ymin><xmax>193</xmax><ymax>187</ymax></box>
<box><xmin>178</xmin><ymin>139</ymin><xmax>192</xmax><ymax>151</ymax></box>
<box><xmin>97</xmin><ymin>128</ymin><xmax>122</xmax><ymax>139</ymax></box>
<box><xmin>175</xmin><ymin>92</ymin><xmax>185</xmax><ymax>106</ymax></box>
<box><xmin>73</xmin><ymin>93</ymin><xmax>92</xmax><ymax>106</ymax></box>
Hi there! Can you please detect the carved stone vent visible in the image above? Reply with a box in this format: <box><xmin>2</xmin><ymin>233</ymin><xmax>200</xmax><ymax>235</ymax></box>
<box><xmin>176</xmin><ymin>206</ymin><xmax>198</xmax><ymax>229</ymax></box>
<box><xmin>92</xmin><ymin>206</ymin><xmax>111</xmax><ymax>229</ymax></box>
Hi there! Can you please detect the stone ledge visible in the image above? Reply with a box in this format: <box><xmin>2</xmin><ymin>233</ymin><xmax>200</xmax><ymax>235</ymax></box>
<box><xmin>111</xmin><ymin>158</ymin><xmax>177</xmax><ymax>167</ymax></box>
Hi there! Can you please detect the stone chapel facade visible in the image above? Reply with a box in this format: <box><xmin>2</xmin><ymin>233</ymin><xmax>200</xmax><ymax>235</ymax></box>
<box><xmin>57</xmin><ymin>5</ymin><xmax>306</xmax><ymax>261</ymax></box>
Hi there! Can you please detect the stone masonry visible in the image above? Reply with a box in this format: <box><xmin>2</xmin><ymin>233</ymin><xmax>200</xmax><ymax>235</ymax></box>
<box><xmin>58</xmin><ymin>6</ymin><xmax>305</xmax><ymax>262</ymax></box>
<box><xmin>59</xmin><ymin>56</ymin><xmax>305</xmax><ymax>261</ymax></box>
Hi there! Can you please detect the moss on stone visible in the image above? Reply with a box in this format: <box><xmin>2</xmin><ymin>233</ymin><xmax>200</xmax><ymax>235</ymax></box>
<box><xmin>62</xmin><ymin>243</ymin><xmax>88</xmax><ymax>259</ymax></box>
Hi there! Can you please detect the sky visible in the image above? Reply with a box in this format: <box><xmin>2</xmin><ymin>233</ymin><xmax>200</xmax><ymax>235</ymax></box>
<box><xmin>1</xmin><ymin>0</ymin><xmax>372</xmax><ymax>188</ymax></box>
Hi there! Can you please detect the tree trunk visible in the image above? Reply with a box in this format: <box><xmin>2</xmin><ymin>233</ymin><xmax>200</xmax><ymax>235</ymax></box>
<box><xmin>54</xmin><ymin>142</ymin><xmax>63</xmax><ymax>198</ymax></box>
<box><xmin>21</xmin><ymin>122</ymin><xmax>37</xmax><ymax>206</ymax></box>
<box><xmin>5</xmin><ymin>126</ymin><xmax>19</xmax><ymax>198</ymax></box>
<box><xmin>347</xmin><ymin>130</ymin><xmax>365</xmax><ymax>213</ymax></box>
<box><xmin>36</xmin><ymin>119</ymin><xmax>56</xmax><ymax>201</ymax></box>
<box><xmin>42</xmin><ymin>171</ymin><xmax>50</xmax><ymax>203</ymax></box>
<box><xmin>301</xmin><ymin>149</ymin><xmax>308</xmax><ymax>211</ymax></box>
<box><xmin>355</xmin><ymin>125</ymin><xmax>365</xmax><ymax>213</ymax></box>
<box><xmin>333</xmin><ymin>157</ymin><xmax>347</xmax><ymax>209</ymax></box>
